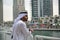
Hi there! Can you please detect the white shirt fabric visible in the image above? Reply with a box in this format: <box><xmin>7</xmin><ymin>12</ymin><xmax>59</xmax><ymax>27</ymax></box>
<box><xmin>12</xmin><ymin>20</ymin><xmax>32</xmax><ymax>40</ymax></box>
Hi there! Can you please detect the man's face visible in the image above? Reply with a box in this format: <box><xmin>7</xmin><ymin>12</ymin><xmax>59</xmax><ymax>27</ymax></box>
<box><xmin>22</xmin><ymin>15</ymin><xmax>28</xmax><ymax>21</ymax></box>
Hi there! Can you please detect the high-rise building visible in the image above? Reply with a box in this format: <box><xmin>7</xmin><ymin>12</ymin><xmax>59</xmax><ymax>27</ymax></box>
<box><xmin>41</xmin><ymin>0</ymin><xmax>53</xmax><ymax>17</ymax></box>
<box><xmin>0</xmin><ymin>0</ymin><xmax>3</xmax><ymax>24</ymax></box>
<box><xmin>31</xmin><ymin>0</ymin><xmax>38</xmax><ymax>22</ymax></box>
<box><xmin>13</xmin><ymin>0</ymin><xmax>25</xmax><ymax>20</ymax></box>
<box><xmin>31</xmin><ymin>0</ymin><xmax>53</xmax><ymax>23</ymax></box>
<box><xmin>59</xmin><ymin>0</ymin><xmax>60</xmax><ymax>15</ymax></box>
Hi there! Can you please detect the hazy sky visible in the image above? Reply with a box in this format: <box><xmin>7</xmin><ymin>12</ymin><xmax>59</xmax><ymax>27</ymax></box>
<box><xmin>53</xmin><ymin>0</ymin><xmax>59</xmax><ymax>16</ymax></box>
<box><xmin>3</xmin><ymin>0</ymin><xmax>59</xmax><ymax>22</ymax></box>
<box><xmin>3</xmin><ymin>0</ymin><xmax>31</xmax><ymax>22</ymax></box>
<box><xmin>3</xmin><ymin>0</ymin><xmax>13</xmax><ymax>22</ymax></box>
<box><xmin>25</xmin><ymin>0</ymin><xmax>31</xmax><ymax>21</ymax></box>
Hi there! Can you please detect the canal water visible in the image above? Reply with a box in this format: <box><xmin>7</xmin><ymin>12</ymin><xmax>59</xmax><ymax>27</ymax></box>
<box><xmin>32</xmin><ymin>29</ymin><xmax>60</xmax><ymax>38</ymax></box>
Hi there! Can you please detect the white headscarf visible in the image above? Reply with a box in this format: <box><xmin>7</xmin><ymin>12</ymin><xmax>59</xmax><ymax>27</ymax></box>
<box><xmin>14</xmin><ymin>13</ymin><xmax>27</xmax><ymax>23</ymax></box>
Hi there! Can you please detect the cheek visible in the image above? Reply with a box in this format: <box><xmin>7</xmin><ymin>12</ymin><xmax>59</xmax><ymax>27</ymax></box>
<box><xmin>25</xmin><ymin>17</ymin><xmax>28</xmax><ymax>19</ymax></box>
<box><xmin>26</xmin><ymin>17</ymin><xmax>28</xmax><ymax>19</ymax></box>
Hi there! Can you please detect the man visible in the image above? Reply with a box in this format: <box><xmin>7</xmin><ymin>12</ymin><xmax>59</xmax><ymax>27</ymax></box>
<box><xmin>12</xmin><ymin>12</ymin><xmax>33</xmax><ymax>40</ymax></box>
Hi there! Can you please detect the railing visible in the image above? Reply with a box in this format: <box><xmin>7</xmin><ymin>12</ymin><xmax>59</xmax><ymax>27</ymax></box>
<box><xmin>0</xmin><ymin>31</ymin><xmax>12</xmax><ymax>40</ymax></box>
<box><xmin>34</xmin><ymin>35</ymin><xmax>60</xmax><ymax>40</ymax></box>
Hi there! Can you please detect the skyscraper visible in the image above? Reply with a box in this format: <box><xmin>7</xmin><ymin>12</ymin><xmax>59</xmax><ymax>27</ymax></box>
<box><xmin>13</xmin><ymin>0</ymin><xmax>25</xmax><ymax>20</ymax></box>
<box><xmin>0</xmin><ymin>0</ymin><xmax>3</xmax><ymax>24</ymax></box>
<box><xmin>41</xmin><ymin>0</ymin><xmax>53</xmax><ymax>17</ymax></box>
<box><xmin>31</xmin><ymin>0</ymin><xmax>53</xmax><ymax>23</ymax></box>
<box><xmin>59</xmin><ymin>0</ymin><xmax>60</xmax><ymax>15</ymax></box>
<box><xmin>31</xmin><ymin>0</ymin><xmax>38</xmax><ymax>22</ymax></box>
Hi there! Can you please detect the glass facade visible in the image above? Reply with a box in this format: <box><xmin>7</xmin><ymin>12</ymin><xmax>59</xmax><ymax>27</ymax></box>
<box><xmin>43</xmin><ymin>0</ymin><xmax>53</xmax><ymax>17</ymax></box>
<box><xmin>31</xmin><ymin>0</ymin><xmax>38</xmax><ymax>23</ymax></box>
<box><xmin>59</xmin><ymin>0</ymin><xmax>60</xmax><ymax>15</ymax></box>
<box><xmin>40</xmin><ymin>0</ymin><xmax>43</xmax><ymax>17</ymax></box>
<box><xmin>32</xmin><ymin>0</ymin><xmax>38</xmax><ymax>17</ymax></box>
<box><xmin>31</xmin><ymin>0</ymin><xmax>53</xmax><ymax>23</ymax></box>
<box><xmin>0</xmin><ymin>0</ymin><xmax>3</xmax><ymax>24</ymax></box>
<box><xmin>39</xmin><ymin>0</ymin><xmax>53</xmax><ymax>17</ymax></box>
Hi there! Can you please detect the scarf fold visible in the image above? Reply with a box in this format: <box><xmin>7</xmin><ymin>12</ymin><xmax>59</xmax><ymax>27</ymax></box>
<box><xmin>14</xmin><ymin>13</ymin><xmax>27</xmax><ymax>23</ymax></box>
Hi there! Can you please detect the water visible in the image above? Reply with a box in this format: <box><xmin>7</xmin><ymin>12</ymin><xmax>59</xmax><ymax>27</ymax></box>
<box><xmin>32</xmin><ymin>30</ymin><xmax>60</xmax><ymax>40</ymax></box>
<box><xmin>32</xmin><ymin>29</ymin><xmax>60</xmax><ymax>38</ymax></box>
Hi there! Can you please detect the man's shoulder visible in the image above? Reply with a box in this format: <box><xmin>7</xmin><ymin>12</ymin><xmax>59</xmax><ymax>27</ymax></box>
<box><xmin>17</xmin><ymin>20</ymin><xmax>25</xmax><ymax>25</ymax></box>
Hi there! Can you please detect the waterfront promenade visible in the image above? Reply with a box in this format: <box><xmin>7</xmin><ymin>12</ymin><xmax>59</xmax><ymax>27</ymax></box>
<box><xmin>0</xmin><ymin>26</ymin><xmax>60</xmax><ymax>40</ymax></box>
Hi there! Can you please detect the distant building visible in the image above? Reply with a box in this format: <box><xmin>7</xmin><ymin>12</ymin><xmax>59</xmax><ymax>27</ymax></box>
<box><xmin>13</xmin><ymin>0</ymin><xmax>25</xmax><ymax>20</ymax></box>
<box><xmin>59</xmin><ymin>0</ymin><xmax>60</xmax><ymax>15</ymax></box>
<box><xmin>42</xmin><ymin>0</ymin><xmax>53</xmax><ymax>17</ymax></box>
<box><xmin>31</xmin><ymin>0</ymin><xmax>53</xmax><ymax>23</ymax></box>
<box><xmin>31</xmin><ymin>0</ymin><xmax>39</xmax><ymax>23</ymax></box>
<box><xmin>0</xmin><ymin>0</ymin><xmax>3</xmax><ymax>24</ymax></box>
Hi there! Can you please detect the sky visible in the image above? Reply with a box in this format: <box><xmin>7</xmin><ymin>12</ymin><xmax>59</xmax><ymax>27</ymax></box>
<box><xmin>25</xmin><ymin>0</ymin><xmax>32</xmax><ymax>21</ymax></box>
<box><xmin>3</xmin><ymin>0</ymin><xmax>32</xmax><ymax>22</ymax></box>
<box><xmin>53</xmin><ymin>0</ymin><xmax>59</xmax><ymax>16</ymax></box>
<box><xmin>3</xmin><ymin>0</ymin><xmax>13</xmax><ymax>22</ymax></box>
<box><xmin>3</xmin><ymin>0</ymin><xmax>59</xmax><ymax>22</ymax></box>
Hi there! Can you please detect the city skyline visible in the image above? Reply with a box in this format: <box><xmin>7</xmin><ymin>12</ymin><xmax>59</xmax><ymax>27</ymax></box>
<box><xmin>3</xmin><ymin>0</ymin><xmax>59</xmax><ymax>22</ymax></box>
<box><xmin>13</xmin><ymin>0</ymin><xmax>25</xmax><ymax>20</ymax></box>
<box><xmin>3</xmin><ymin>0</ymin><xmax>31</xmax><ymax>22</ymax></box>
